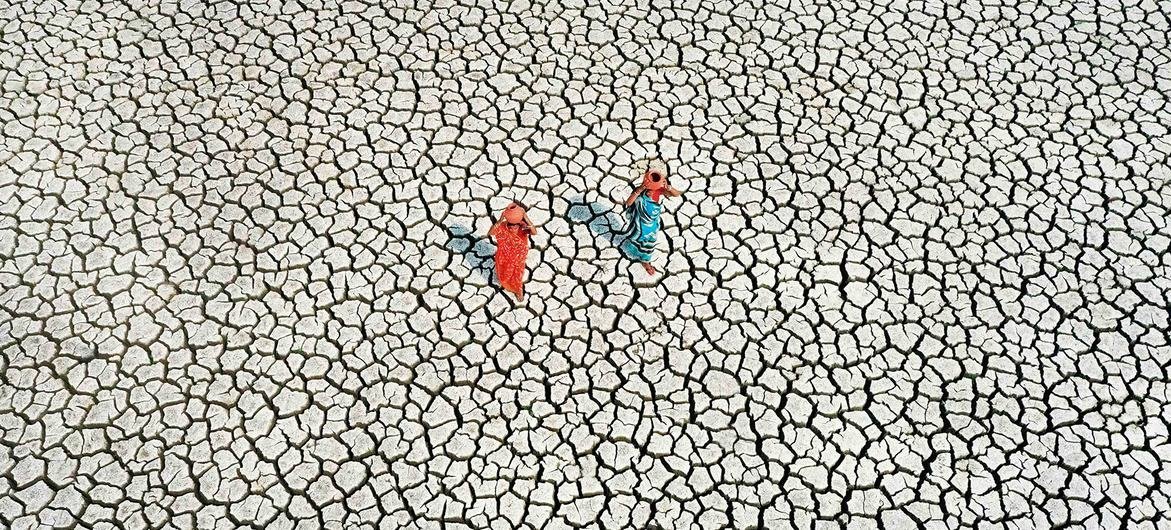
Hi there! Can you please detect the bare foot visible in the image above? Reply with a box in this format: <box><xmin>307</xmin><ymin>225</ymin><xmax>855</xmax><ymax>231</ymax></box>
<box><xmin>641</xmin><ymin>262</ymin><xmax>657</xmax><ymax>275</ymax></box>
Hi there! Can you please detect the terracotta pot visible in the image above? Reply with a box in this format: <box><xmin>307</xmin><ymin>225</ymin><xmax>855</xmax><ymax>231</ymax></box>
<box><xmin>504</xmin><ymin>203</ymin><xmax>526</xmax><ymax>223</ymax></box>
<box><xmin>643</xmin><ymin>170</ymin><xmax>667</xmax><ymax>190</ymax></box>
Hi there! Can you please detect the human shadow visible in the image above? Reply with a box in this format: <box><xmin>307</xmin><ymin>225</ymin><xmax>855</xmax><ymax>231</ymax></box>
<box><xmin>567</xmin><ymin>195</ymin><xmax>631</xmax><ymax>250</ymax></box>
<box><xmin>444</xmin><ymin>223</ymin><xmax>495</xmax><ymax>283</ymax></box>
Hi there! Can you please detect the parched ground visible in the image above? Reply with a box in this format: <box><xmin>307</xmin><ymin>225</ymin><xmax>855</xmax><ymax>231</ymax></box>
<box><xmin>2</xmin><ymin>0</ymin><xmax>1170</xmax><ymax>528</ymax></box>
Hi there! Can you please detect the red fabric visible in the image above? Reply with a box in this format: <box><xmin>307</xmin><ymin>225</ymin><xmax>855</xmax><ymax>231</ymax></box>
<box><xmin>494</xmin><ymin>223</ymin><xmax>530</xmax><ymax>296</ymax></box>
<box><xmin>647</xmin><ymin>188</ymin><xmax>664</xmax><ymax>202</ymax></box>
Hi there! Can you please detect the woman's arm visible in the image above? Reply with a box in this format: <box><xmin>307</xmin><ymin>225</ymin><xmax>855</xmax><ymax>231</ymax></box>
<box><xmin>624</xmin><ymin>185</ymin><xmax>645</xmax><ymax>207</ymax></box>
<box><xmin>522</xmin><ymin>213</ymin><xmax>538</xmax><ymax>235</ymax></box>
<box><xmin>664</xmin><ymin>185</ymin><xmax>683</xmax><ymax>197</ymax></box>
<box><xmin>487</xmin><ymin>216</ymin><xmax>504</xmax><ymax>237</ymax></box>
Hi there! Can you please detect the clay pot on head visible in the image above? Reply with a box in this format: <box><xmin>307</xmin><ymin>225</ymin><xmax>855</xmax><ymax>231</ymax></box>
<box><xmin>643</xmin><ymin>169</ymin><xmax>667</xmax><ymax>191</ymax></box>
<box><xmin>504</xmin><ymin>202</ymin><xmax>526</xmax><ymax>224</ymax></box>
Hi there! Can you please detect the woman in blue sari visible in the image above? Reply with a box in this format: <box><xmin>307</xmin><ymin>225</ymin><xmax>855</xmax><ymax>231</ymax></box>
<box><xmin>621</xmin><ymin>164</ymin><xmax>682</xmax><ymax>275</ymax></box>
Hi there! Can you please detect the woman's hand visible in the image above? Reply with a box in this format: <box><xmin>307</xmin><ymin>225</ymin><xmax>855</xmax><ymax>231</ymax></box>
<box><xmin>664</xmin><ymin>185</ymin><xmax>683</xmax><ymax>197</ymax></box>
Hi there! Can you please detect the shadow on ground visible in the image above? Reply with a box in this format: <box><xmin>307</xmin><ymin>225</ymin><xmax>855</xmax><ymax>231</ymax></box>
<box><xmin>445</xmin><ymin>223</ymin><xmax>495</xmax><ymax>283</ymax></box>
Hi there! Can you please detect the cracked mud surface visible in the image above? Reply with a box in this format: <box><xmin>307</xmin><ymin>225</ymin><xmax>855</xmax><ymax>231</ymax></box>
<box><xmin>2</xmin><ymin>1</ymin><xmax>1171</xmax><ymax>528</ymax></box>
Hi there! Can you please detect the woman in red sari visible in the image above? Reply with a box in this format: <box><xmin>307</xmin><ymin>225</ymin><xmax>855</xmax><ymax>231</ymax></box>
<box><xmin>488</xmin><ymin>201</ymin><xmax>537</xmax><ymax>300</ymax></box>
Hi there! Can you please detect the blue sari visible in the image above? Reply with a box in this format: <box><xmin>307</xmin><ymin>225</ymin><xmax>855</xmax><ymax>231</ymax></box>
<box><xmin>622</xmin><ymin>191</ymin><xmax>661</xmax><ymax>262</ymax></box>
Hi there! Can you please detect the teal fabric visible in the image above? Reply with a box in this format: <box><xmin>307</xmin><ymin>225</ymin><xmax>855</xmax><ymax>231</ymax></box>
<box><xmin>622</xmin><ymin>191</ymin><xmax>662</xmax><ymax>262</ymax></box>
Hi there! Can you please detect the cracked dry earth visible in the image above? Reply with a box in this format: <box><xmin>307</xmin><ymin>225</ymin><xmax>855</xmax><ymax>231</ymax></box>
<box><xmin>2</xmin><ymin>0</ymin><xmax>1171</xmax><ymax>529</ymax></box>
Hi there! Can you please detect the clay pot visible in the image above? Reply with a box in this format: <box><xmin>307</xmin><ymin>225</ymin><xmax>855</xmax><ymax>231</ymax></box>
<box><xmin>643</xmin><ymin>170</ymin><xmax>667</xmax><ymax>191</ymax></box>
<box><xmin>504</xmin><ymin>202</ymin><xmax>526</xmax><ymax>224</ymax></box>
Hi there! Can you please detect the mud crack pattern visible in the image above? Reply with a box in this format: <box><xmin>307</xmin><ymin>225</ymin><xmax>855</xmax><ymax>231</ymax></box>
<box><xmin>2</xmin><ymin>0</ymin><xmax>1171</xmax><ymax>529</ymax></box>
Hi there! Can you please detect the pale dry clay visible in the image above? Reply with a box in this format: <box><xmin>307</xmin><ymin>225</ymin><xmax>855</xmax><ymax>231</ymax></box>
<box><xmin>1</xmin><ymin>1</ymin><xmax>1170</xmax><ymax>529</ymax></box>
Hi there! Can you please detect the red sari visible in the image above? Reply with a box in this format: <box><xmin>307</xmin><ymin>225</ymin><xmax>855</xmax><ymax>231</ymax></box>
<box><xmin>492</xmin><ymin>223</ymin><xmax>530</xmax><ymax>297</ymax></box>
